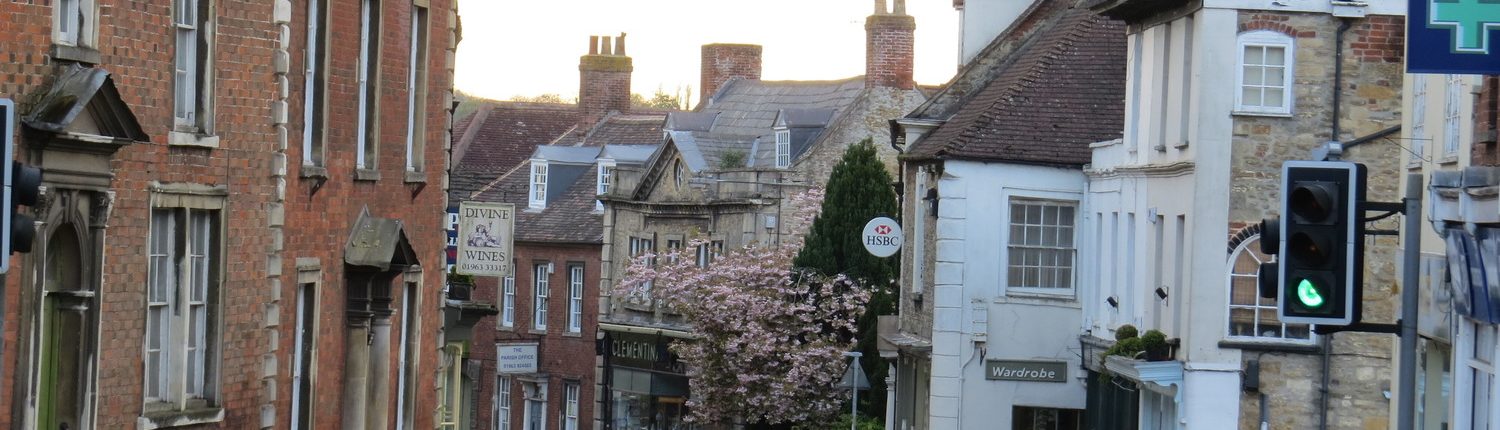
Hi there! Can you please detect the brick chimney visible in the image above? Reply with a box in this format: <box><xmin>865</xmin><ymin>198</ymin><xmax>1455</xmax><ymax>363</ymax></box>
<box><xmin>579</xmin><ymin>33</ymin><xmax>633</xmax><ymax>131</ymax></box>
<box><xmin>700</xmin><ymin>43</ymin><xmax>762</xmax><ymax>103</ymax></box>
<box><xmin>866</xmin><ymin>0</ymin><xmax>916</xmax><ymax>90</ymax></box>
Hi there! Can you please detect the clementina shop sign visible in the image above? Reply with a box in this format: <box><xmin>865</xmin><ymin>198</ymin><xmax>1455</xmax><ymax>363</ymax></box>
<box><xmin>985</xmin><ymin>360</ymin><xmax>1068</xmax><ymax>383</ymax></box>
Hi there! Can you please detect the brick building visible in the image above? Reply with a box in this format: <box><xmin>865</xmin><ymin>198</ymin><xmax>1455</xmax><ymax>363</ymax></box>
<box><xmin>449</xmin><ymin>35</ymin><xmax>667</xmax><ymax>430</ymax></box>
<box><xmin>0</xmin><ymin>0</ymin><xmax>458</xmax><ymax>428</ymax></box>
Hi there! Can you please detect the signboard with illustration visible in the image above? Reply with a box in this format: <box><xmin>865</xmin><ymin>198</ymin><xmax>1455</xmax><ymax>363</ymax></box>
<box><xmin>1408</xmin><ymin>0</ymin><xmax>1500</xmax><ymax>74</ymax></box>
<box><xmin>456</xmin><ymin>201</ymin><xmax>514</xmax><ymax>276</ymax></box>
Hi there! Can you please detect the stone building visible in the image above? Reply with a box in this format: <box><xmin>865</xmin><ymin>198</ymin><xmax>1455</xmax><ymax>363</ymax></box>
<box><xmin>885</xmin><ymin>0</ymin><xmax>1126</xmax><ymax>428</ymax></box>
<box><xmin>449</xmin><ymin>36</ymin><xmax>668</xmax><ymax>430</ymax></box>
<box><xmin>594</xmin><ymin>1</ymin><xmax>927</xmax><ymax>426</ymax></box>
<box><xmin>0</xmin><ymin>0</ymin><xmax>459</xmax><ymax>428</ymax></box>
<box><xmin>1079</xmin><ymin>0</ymin><xmax>1406</xmax><ymax>428</ymax></box>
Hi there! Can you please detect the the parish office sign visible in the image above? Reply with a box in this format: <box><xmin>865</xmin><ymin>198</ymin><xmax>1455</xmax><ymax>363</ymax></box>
<box><xmin>1408</xmin><ymin>0</ymin><xmax>1500</xmax><ymax>74</ymax></box>
<box><xmin>497</xmin><ymin>343</ymin><xmax>538</xmax><ymax>374</ymax></box>
<box><xmin>985</xmin><ymin>360</ymin><xmax>1068</xmax><ymax>383</ymax></box>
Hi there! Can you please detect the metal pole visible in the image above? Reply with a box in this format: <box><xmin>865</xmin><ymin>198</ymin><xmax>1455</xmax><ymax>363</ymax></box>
<box><xmin>848</xmin><ymin>351</ymin><xmax>862</xmax><ymax>430</ymax></box>
<box><xmin>1396</xmin><ymin>173</ymin><xmax>1422</xmax><ymax>430</ymax></box>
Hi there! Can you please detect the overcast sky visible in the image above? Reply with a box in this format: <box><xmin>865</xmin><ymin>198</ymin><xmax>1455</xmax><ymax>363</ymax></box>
<box><xmin>453</xmin><ymin>0</ymin><xmax>960</xmax><ymax>104</ymax></box>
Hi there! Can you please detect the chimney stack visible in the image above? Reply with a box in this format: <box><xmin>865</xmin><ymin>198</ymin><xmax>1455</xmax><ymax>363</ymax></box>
<box><xmin>866</xmin><ymin>0</ymin><xmax>915</xmax><ymax>90</ymax></box>
<box><xmin>579</xmin><ymin>33</ymin><xmax>633</xmax><ymax>132</ymax></box>
<box><xmin>700</xmin><ymin>43</ymin><xmax>763</xmax><ymax>104</ymax></box>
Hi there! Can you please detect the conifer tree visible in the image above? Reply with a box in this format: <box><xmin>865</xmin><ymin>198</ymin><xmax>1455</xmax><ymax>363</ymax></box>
<box><xmin>793</xmin><ymin>138</ymin><xmax>898</xmax><ymax>421</ymax></box>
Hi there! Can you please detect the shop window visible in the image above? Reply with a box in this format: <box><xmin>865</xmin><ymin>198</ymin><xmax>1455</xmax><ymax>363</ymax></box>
<box><xmin>1013</xmin><ymin>406</ymin><xmax>1082</xmax><ymax>430</ymax></box>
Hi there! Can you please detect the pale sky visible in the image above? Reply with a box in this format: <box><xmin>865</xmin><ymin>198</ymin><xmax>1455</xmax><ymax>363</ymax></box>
<box><xmin>453</xmin><ymin>0</ymin><xmax>960</xmax><ymax>104</ymax></box>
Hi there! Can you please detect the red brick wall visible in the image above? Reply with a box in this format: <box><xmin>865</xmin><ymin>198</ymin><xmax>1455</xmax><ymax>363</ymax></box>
<box><xmin>0</xmin><ymin>0</ymin><xmax>283</xmax><ymax>428</ymax></box>
<box><xmin>1475</xmin><ymin>76</ymin><xmax>1500</xmax><ymax>166</ymax></box>
<box><xmin>281</xmin><ymin>0</ymin><xmax>456</xmax><ymax>429</ymax></box>
<box><xmin>470</xmin><ymin>241</ymin><xmax>600</xmax><ymax>429</ymax></box>
<box><xmin>579</xmin><ymin>48</ymin><xmax>633</xmax><ymax>132</ymax></box>
<box><xmin>1350</xmin><ymin>15</ymin><xmax>1405</xmax><ymax>64</ymax></box>
<box><xmin>865</xmin><ymin>14</ymin><xmax>916</xmax><ymax>90</ymax></box>
<box><xmin>700</xmin><ymin>43</ymin><xmax>763</xmax><ymax>101</ymax></box>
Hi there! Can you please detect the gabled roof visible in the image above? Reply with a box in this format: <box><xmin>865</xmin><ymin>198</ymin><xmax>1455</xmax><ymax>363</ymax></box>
<box><xmin>904</xmin><ymin>0</ymin><xmax>1126</xmax><ymax>165</ymax></box>
<box><xmin>23</xmin><ymin>63</ymin><xmax>148</xmax><ymax>142</ymax></box>
<box><xmin>578</xmin><ymin>113</ymin><xmax>668</xmax><ymax>146</ymax></box>
<box><xmin>450</xmin><ymin>102</ymin><xmax>580</xmax><ymax>200</ymax></box>
<box><xmin>699</xmin><ymin>77</ymin><xmax>865</xmax><ymax>137</ymax></box>
<box><xmin>667</xmin><ymin>131</ymin><xmax>757</xmax><ymax>172</ymax></box>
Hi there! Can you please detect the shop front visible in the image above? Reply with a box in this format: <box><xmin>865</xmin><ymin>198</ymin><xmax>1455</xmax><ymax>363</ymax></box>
<box><xmin>601</xmin><ymin>328</ymin><xmax>694</xmax><ymax>430</ymax></box>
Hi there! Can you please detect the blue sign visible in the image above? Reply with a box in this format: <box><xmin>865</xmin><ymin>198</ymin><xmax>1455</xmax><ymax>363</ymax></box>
<box><xmin>1409</xmin><ymin>0</ymin><xmax>1500</xmax><ymax>74</ymax></box>
<box><xmin>445</xmin><ymin>205</ymin><xmax>459</xmax><ymax>266</ymax></box>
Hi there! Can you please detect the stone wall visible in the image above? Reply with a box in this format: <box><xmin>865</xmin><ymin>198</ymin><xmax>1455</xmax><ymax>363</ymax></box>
<box><xmin>1228</xmin><ymin>11</ymin><xmax>1404</xmax><ymax>430</ymax></box>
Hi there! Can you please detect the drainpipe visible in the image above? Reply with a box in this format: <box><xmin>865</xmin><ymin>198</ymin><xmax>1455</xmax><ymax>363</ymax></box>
<box><xmin>1321</xmin><ymin>18</ymin><xmax>1353</xmax><ymax>430</ymax></box>
<box><xmin>1320</xmin><ymin>333</ymin><xmax>1333</xmax><ymax>430</ymax></box>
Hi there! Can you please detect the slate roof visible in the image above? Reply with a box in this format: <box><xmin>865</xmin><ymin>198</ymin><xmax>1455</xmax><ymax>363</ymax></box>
<box><xmin>668</xmin><ymin>131</ymin><xmax>758</xmax><ymax>172</ymax></box>
<box><xmin>699</xmin><ymin>77</ymin><xmax>865</xmax><ymax>137</ymax></box>
<box><xmin>905</xmin><ymin>0</ymin><xmax>1126</xmax><ymax>166</ymax></box>
<box><xmin>452</xmin><ymin>100</ymin><xmax>670</xmax><ymax>243</ymax></box>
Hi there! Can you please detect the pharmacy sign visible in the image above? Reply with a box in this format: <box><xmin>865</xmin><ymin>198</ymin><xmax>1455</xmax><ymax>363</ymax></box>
<box><xmin>1409</xmin><ymin>0</ymin><xmax>1500</xmax><ymax>73</ymax></box>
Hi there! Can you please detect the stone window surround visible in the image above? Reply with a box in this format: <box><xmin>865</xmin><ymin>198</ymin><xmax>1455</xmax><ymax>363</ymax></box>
<box><xmin>139</xmin><ymin>183</ymin><xmax>228</xmax><ymax>429</ymax></box>
<box><xmin>1232</xmin><ymin>30</ymin><xmax>1295</xmax><ymax>117</ymax></box>
<box><xmin>290</xmin><ymin>259</ymin><xmax>322</xmax><ymax>430</ymax></box>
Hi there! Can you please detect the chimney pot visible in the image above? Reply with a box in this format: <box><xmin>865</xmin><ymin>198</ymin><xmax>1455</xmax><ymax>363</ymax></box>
<box><xmin>601</xmin><ymin>36</ymin><xmax>613</xmax><ymax>55</ymax></box>
<box><xmin>616</xmin><ymin>33</ymin><xmax>627</xmax><ymax>56</ymax></box>
<box><xmin>873</xmin><ymin>0</ymin><xmax>886</xmax><ymax>14</ymax></box>
<box><xmin>894</xmin><ymin>0</ymin><xmax>906</xmax><ymax>14</ymax></box>
<box><xmin>589</xmin><ymin>36</ymin><xmax>599</xmax><ymax>55</ymax></box>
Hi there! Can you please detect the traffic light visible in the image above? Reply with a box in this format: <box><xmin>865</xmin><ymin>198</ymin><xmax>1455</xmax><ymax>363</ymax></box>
<box><xmin>0</xmin><ymin>98</ymin><xmax>41</xmax><ymax>274</ymax></box>
<box><xmin>1273</xmin><ymin>161</ymin><xmax>1366</xmax><ymax>326</ymax></box>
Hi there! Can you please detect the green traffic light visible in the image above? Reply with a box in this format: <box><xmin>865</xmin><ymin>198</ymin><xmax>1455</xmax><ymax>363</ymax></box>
<box><xmin>1296</xmin><ymin>278</ymin><xmax>1326</xmax><ymax>308</ymax></box>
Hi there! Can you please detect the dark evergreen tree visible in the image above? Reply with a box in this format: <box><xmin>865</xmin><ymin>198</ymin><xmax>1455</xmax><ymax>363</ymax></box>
<box><xmin>793</xmin><ymin>138</ymin><xmax>898</xmax><ymax>422</ymax></box>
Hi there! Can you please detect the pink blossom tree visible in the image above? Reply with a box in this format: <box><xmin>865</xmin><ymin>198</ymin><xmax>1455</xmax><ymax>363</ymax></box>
<box><xmin>614</xmin><ymin>189</ymin><xmax>869</xmax><ymax>425</ymax></box>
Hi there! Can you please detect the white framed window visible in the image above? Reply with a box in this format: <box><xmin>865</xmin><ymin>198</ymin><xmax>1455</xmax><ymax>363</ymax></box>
<box><xmin>1226</xmin><ymin>235</ymin><xmax>1314</xmax><ymax>343</ymax></box>
<box><xmin>674</xmin><ymin>160</ymin><xmax>686</xmax><ymax>190</ymax></box>
<box><xmin>1005</xmin><ymin>198</ymin><xmax>1078</xmax><ymax>293</ymax></box>
<box><xmin>502</xmin><ymin>264</ymin><xmax>515</xmax><ymax>328</ymax></box>
<box><xmin>629</xmin><ymin>236</ymin><xmax>655</xmax><ymax>299</ymax></box>
<box><xmin>534</xmin><ymin>263</ymin><xmax>550</xmax><ymax>330</ymax></box>
<box><xmin>529</xmin><ymin>160</ymin><xmax>548</xmax><ymax>209</ymax></box>
<box><xmin>696</xmin><ymin>241</ymin><xmax>723</xmax><ymax>268</ymax></box>
<box><xmin>495</xmin><ymin>375</ymin><xmax>512</xmax><ymax>430</ymax></box>
<box><xmin>54</xmin><ymin>0</ymin><xmax>95</xmax><ymax>47</ymax></box>
<box><xmin>1410</xmin><ymin>74</ymin><xmax>1428</xmax><ymax>168</ymax></box>
<box><xmin>523</xmin><ymin>382</ymin><xmax>548</xmax><ymax>430</ymax></box>
<box><xmin>173</xmin><ymin>0</ymin><xmax>207</xmax><ymax>130</ymax></box>
<box><xmin>302</xmin><ymin>0</ymin><xmax>327</xmax><ymax>167</ymax></box>
<box><xmin>395</xmin><ymin>278</ymin><xmax>420</xmax><ymax>429</ymax></box>
<box><xmin>596</xmin><ymin>159</ymin><xmax>615</xmax><ymax>211</ymax></box>
<box><xmin>355</xmin><ymin>0</ymin><xmax>382</xmax><ymax>170</ymax></box>
<box><xmin>1444</xmin><ymin>74</ymin><xmax>1463</xmax><ymax>160</ymax></box>
<box><xmin>1234</xmin><ymin>31</ymin><xmax>1294</xmax><ymax>116</ymax></box>
<box><xmin>146</xmin><ymin>206</ymin><xmax>221</xmax><ymax>412</ymax></box>
<box><xmin>564</xmin><ymin>383</ymin><xmax>580</xmax><ymax>430</ymax></box>
<box><xmin>1456</xmin><ymin>320</ymin><xmax>1500</xmax><ymax>430</ymax></box>
<box><xmin>405</xmin><ymin>5</ymin><xmax>429</xmax><ymax>173</ymax></box>
<box><xmin>775</xmin><ymin>129</ymin><xmax>791</xmax><ymax>168</ymax></box>
<box><xmin>568</xmin><ymin>265</ymin><xmax>583</xmax><ymax>333</ymax></box>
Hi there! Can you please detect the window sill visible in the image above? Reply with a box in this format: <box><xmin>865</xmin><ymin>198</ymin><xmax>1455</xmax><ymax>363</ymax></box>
<box><xmin>299</xmin><ymin>165</ymin><xmax>328</xmax><ymax>179</ymax></box>
<box><xmin>1231</xmin><ymin>110</ymin><xmax>1293</xmax><ymax>118</ymax></box>
<box><xmin>997</xmin><ymin>291</ymin><xmax>1080</xmax><ymax>308</ymax></box>
<box><xmin>499</xmin><ymin>324</ymin><xmax>515</xmax><ymax>331</ymax></box>
<box><xmin>1218</xmin><ymin>339</ymin><xmax>1322</xmax><ymax>354</ymax></box>
<box><xmin>563</xmin><ymin>331</ymin><xmax>583</xmax><ymax>338</ymax></box>
<box><xmin>50</xmin><ymin>43</ymin><xmax>101</xmax><ymax>64</ymax></box>
<box><xmin>137</xmin><ymin>406</ymin><xmax>225</xmax><ymax>429</ymax></box>
<box><xmin>1172</xmin><ymin>140</ymin><xmax>1189</xmax><ymax>149</ymax></box>
<box><xmin>405</xmin><ymin>170</ymin><xmax>427</xmax><ymax>183</ymax></box>
<box><xmin>168</xmin><ymin>131</ymin><xmax>220</xmax><ymax>148</ymax></box>
<box><xmin>529</xmin><ymin>329</ymin><xmax>548</xmax><ymax>335</ymax></box>
<box><xmin>1437</xmin><ymin>154</ymin><xmax>1460</xmax><ymax>165</ymax></box>
<box><xmin>355</xmin><ymin>168</ymin><xmax>381</xmax><ymax>181</ymax></box>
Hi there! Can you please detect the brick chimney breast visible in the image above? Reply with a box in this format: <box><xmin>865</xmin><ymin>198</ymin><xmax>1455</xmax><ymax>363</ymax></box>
<box><xmin>579</xmin><ymin>33</ymin><xmax>633</xmax><ymax>132</ymax></box>
<box><xmin>700</xmin><ymin>43</ymin><xmax>763</xmax><ymax>103</ymax></box>
<box><xmin>866</xmin><ymin>0</ymin><xmax>915</xmax><ymax>90</ymax></box>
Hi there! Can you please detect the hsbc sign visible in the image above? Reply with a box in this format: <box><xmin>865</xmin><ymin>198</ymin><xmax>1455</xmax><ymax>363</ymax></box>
<box><xmin>862</xmin><ymin>217</ymin><xmax>903</xmax><ymax>258</ymax></box>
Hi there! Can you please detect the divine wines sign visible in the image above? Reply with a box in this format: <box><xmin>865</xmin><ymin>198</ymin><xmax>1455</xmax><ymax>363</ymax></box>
<box><xmin>984</xmin><ymin>360</ymin><xmax>1068</xmax><ymax>383</ymax></box>
<box><xmin>862</xmin><ymin>217</ymin><xmax>903</xmax><ymax>258</ymax></box>
<box><xmin>456</xmin><ymin>202</ymin><xmax>514</xmax><ymax>276</ymax></box>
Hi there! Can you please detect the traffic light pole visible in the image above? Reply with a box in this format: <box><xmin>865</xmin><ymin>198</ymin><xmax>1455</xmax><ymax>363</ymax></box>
<box><xmin>1395</xmin><ymin>173</ymin><xmax>1420</xmax><ymax>430</ymax></box>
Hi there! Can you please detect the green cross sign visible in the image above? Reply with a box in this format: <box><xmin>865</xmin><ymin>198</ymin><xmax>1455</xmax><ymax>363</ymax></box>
<box><xmin>1430</xmin><ymin>0</ymin><xmax>1500</xmax><ymax>53</ymax></box>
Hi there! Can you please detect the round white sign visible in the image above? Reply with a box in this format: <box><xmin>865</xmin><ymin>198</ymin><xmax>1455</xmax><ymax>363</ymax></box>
<box><xmin>861</xmin><ymin>217</ymin><xmax>903</xmax><ymax>258</ymax></box>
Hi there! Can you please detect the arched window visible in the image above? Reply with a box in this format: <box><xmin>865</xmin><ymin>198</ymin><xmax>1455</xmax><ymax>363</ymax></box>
<box><xmin>1228</xmin><ymin>234</ymin><xmax>1314</xmax><ymax>342</ymax></box>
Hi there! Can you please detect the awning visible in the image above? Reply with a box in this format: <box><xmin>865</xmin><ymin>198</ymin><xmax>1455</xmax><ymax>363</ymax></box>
<box><xmin>345</xmin><ymin>206</ymin><xmax>419</xmax><ymax>271</ymax></box>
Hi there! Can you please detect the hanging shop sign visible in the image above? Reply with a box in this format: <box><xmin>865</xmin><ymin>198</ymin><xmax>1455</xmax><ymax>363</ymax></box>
<box><xmin>456</xmin><ymin>201</ymin><xmax>514</xmax><ymax>276</ymax></box>
<box><xmin>862</xmin><ymin>217</ymin><xmax>903</xmax><ymax>258</ymax></box>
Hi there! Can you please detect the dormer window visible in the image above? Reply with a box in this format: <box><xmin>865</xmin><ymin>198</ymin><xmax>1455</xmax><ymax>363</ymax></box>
<box><xmin>596</xmin><ymin>159</ymin><xmax>615</xmax><ymax>211</ymax></box>
<box><xmin>775</xmin><ymin>129</ymin><xmax>791</xmax><ymax>169</ymax></box>
<box><xmin>529</xmin><ymin>160</ymin><xmax>548</xmax><ymax>209</ymax></box>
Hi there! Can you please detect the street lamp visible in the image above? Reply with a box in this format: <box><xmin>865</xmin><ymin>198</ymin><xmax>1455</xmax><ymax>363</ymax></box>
<box><xmin>839</xmin><ymin>351</ymin><xmax>869</xmax><ymax>430</ymax></box>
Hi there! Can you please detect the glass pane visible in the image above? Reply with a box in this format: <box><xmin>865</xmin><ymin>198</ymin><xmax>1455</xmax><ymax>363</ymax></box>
<box><xmin>1024</xmin><ymin>249</ymin><xmax>1039</xmax><ymax>266</ymax></box>
<box><xmin>1007</xmin><ymin>266</ymin><xmax>1022</xmax><ymax>287</ymax></box>
<box><xmin>1027</xmin><ymin>225</ymin><xmax>1044</xmax><ymax>246</ymax></box>
<box><xmin>1286</xmin><ymin>324</ymin><xmax>1312</xmax><ymax>340</ymax></box>
<box><xmin>1058</xmin><ymin>268</ymin><xmax>1071</xmax><ymax>288</ymax></box>
<box><xmin>1059</xmin><ymin>226</ymin><xmax>1074</xmax><ymax>248</ymax></box>
<box><xmin>1011</xmin><ymin>204</ymin><xmax>1025</xmax><ymax>223</ymax></box>
<box><xmin>1475</xmin><ymin>325</ymin><xmax>1496</xmax><ymax>362</ymax></box>
<box><xmin>1266</xmin><ymin>47</ymin><xmax>1286</xmax><ymax>66</ymax></box>
<box><xmin>1042</xmin><ymin>205</ymin><xmax>1058</xmax><ymax>226</ymax></box>
<box><xmin>1266</xmin><ymin>66</ymin><xmax>1286</xmax><ymax>86</ymax></box>
<box><xmin>1264</xmin><ymin>87</ymin><xmax>1285</xmax><ymax>108</ymax></box>
<box><xmin>1010</xmin><ymin>225</ymin><xmax>1024</xmax><ymax>245</ymax></box>
<box><xmin>1040</xmin><ymin>268</ymin><xmax>1055</xmax><ymax>288</ymax></box>
<box><xmin>1230</xmin><ymin>308</ymin><xmax>1256</xmax><ymax>337</ymax></box>
<box><xmin>1243</xmin><ymin>66</ymin><xmax>1264</xmax><ymax>86</ymax></box>
<box><xmin>1230</xmin><ymin>276</ymin><xmax>1258</xmax><ymax>305</ymax></box>
<box><xmin>1059</xmin><ymin>206</ymin><xmax>1075</xmax><ymax>227</ymax></box>
<box><xmin>1244</xmin><ymin>46</ymin><xmax>1264</xmax><ymax>65</ymax></box>
<box><xmin>1024</xmin><ymin>268</ymin><xmax>1039</xmax><ymax>287</ymax></box>
<box><xmin>1026</xmin><ymin>205</ymin><xmax>1042</xmax><ymax>225</ymax></box>
<box><xmin>1242</xmin><ymin>87</ymin><xmax>1262</xmax><ymax>107</ymax></box>
<box><xmin>1257</xmin><ymin>309</ymin><xmax>1283</xmax><ymax>337</ymax></box>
